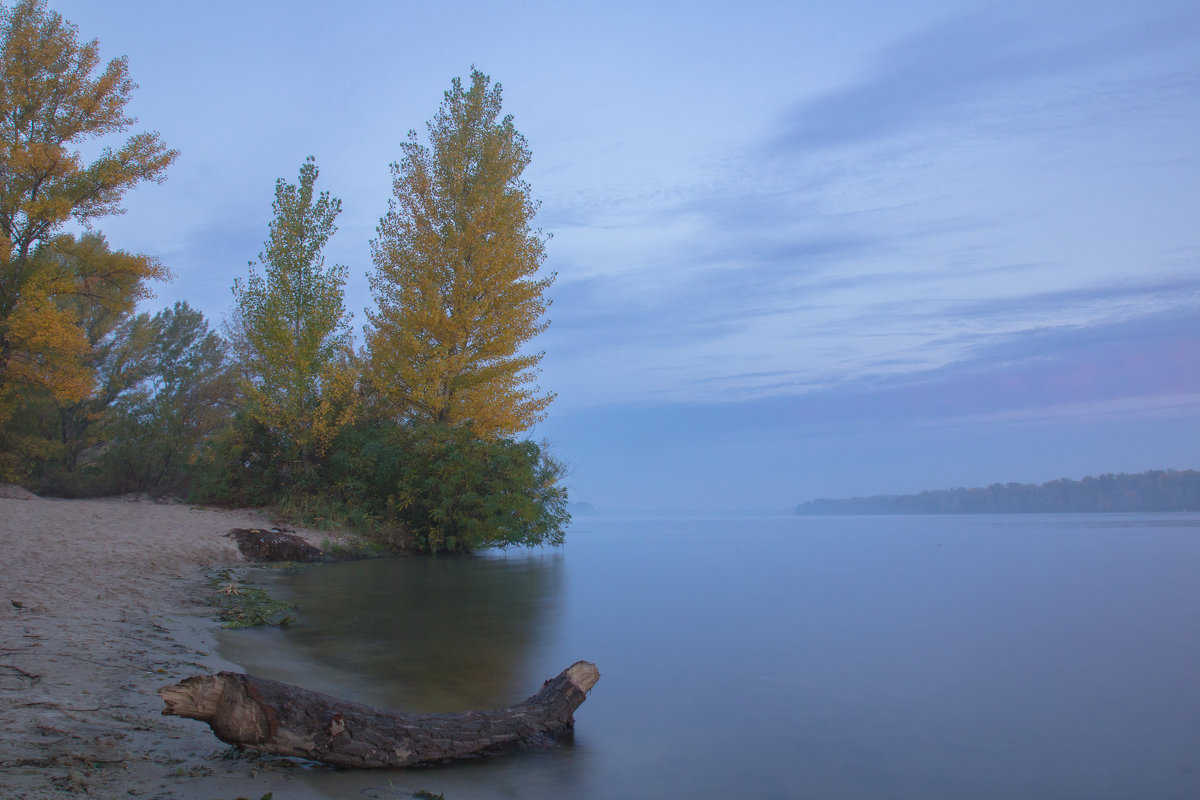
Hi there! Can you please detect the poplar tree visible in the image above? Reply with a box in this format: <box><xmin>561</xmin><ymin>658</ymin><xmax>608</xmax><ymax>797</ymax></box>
<box><xmin>366</xmin><ymin>69</ymin><xmax>554</xmax><ymax>439</ymax></box>
<box><xmin>231</xmin><ymin>157</ymin><xmax>356</xmax><ymax>468</ymax></box>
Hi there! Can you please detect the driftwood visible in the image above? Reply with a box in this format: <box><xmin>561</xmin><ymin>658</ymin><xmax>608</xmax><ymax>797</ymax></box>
<box><xmin>159</xmin><ymin>661</ymin><xmax>600</xmax><ymax>768</ymax></box>
<box><xmin>227</xmin><ymin>528</ymin><xmax>324</xmax><ymax>562</ymax></box>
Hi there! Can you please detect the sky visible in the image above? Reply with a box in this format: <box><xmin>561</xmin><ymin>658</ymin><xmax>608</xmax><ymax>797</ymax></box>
<box><xmin>48</xmin><ymin>0</ymin><xmax>1200</xmax><ymax>512</ymax></box>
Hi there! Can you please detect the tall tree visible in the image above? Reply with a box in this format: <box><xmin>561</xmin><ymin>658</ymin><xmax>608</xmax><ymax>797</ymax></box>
<box><xmin>366</xmin><ymin>68</ymin><xmax>554</xmax><ymax>439</ymax></box>
<box><xmin>0</xmin><ymin>0</ymin><xmax>176</xmax><ymax>436</ymax></box>
<box><xmin>231</xmin><ymin>157</ymin><xmax>356</xmax><ymax>469</ymax></box>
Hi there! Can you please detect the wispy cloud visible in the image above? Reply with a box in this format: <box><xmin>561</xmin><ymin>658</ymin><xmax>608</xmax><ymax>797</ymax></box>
<box><xmin>773</xmin><ymin>2</ymin><xmax>1200</xmax><ymax>153</ymax></box>
<box><xmin>538</xmin><ymin>1</ymin><xmax>1200</xmax><ymax>413</ymax></box>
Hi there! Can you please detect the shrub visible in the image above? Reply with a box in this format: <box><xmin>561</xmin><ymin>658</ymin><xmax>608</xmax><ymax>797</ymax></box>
<box><xmin>192</xmin><ymin>418</ymin><xmax>570</xmax><ymax>554</ymax></box>
<box><xmin>323</xmin><ymin>422</ymin><xmax>569</xmax><ymax>553</ymax></box>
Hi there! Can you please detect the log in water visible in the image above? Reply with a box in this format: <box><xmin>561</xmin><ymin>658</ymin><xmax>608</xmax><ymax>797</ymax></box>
<box><xmin>159</xmin><ymin>661</ymin><xmax>599</xmax><ymax>768</ymax></box>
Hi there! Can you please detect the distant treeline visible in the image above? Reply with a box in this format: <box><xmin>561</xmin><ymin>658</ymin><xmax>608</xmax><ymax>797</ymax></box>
<box><xmin>796</xmin><ymin>470</ymin><xmax>1200</xmax><ymax>515</ymax></box>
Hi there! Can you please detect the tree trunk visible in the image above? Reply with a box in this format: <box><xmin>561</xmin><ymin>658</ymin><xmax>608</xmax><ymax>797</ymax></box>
<box><xmin>159</xmin><ymin>661</ymin><xmax>599</xmax><ymax>768</ymax></box>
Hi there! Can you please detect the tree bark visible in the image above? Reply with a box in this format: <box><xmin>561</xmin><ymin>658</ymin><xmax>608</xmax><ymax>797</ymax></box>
<box><xmin>159</xmin><ymin>661</ymin><xmax>599</xmax><ymax>768</ymax></box>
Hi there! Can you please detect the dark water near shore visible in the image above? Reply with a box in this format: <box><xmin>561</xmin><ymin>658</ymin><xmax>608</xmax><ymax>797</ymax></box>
<box><xmin>219</xmin><ymin>514</ymin><xmax>1200</xmax><ymax>799</ymax></box>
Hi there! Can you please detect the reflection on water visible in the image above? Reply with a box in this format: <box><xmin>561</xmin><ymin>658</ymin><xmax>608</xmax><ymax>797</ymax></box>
<box><xmin>270</xmin><ymin>550</ymin><xmax>565</xmax><ymax>712</ymax></box>
<box><xmin>217</xmin><ymin>515</ymin><xmax>1200</xmax><ymax>800</ymax></box>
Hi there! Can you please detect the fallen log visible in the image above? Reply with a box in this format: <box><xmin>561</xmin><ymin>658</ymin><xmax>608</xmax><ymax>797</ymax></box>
<box><xmin>159</xmin><ymin>661</ymin><xmax>599</xmax><ymax>768</ymax></box>
<box><xmin>227</xmin><ymin>528</ymin><xmax>325</xmax><ymax>562</ymax></box>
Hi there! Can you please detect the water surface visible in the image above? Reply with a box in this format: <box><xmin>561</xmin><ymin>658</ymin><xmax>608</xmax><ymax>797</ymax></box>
<box><xmin>220</xmin><ymin>514</ymin><xmax>1200</xmax><ymax>799</ymax></box>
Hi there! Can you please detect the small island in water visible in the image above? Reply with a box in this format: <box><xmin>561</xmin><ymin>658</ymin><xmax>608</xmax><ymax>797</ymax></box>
<box><xmin>797</xmin><ymin>469</ymin><xmax>1200</xmax><ymax>515</ymax></box>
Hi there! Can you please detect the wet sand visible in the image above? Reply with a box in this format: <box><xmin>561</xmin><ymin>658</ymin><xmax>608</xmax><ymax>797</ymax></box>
<box><xmin>0</xmin><ymin>487</ymin><xmax>336</xmax><ymax>798</ymax></box>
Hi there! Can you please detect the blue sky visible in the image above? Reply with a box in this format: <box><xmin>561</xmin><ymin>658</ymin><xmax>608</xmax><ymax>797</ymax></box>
<box><xmin>52</xmin><ymin>0</ymin><xmax>1200</xmax><ymax>511</ymax></box>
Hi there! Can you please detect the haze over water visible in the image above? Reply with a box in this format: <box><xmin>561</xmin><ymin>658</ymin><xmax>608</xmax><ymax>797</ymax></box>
<box><xmin>221</xmin><ymin>514</ymin><xmax>1200</xmax><ymax>799</ymax></box>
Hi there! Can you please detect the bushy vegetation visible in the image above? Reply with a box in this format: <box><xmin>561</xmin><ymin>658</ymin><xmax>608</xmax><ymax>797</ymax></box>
<box><xmin>323</xmin><ymin>422</ymin><xmax>568</xmax><ymax>552</ymax></box>
<box><xmin>195</xmin><ymin>421</ymin><xmax>568</xmax><ymax>553</ymax></box>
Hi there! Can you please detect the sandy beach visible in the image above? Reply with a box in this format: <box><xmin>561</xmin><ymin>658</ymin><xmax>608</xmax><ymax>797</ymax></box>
<box><xmin>0</xmin><ymin>487</ymin><xmax>334</xmax><ymax>799</ymax></box>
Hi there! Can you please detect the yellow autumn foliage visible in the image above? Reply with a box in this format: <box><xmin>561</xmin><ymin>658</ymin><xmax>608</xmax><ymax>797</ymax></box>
<box><xmin>0</xmin><ymin>233</ymin><xmax>168</xmax><ymax>479</ymax></box>
<box><xmin>366</xmin><ymin>69</ymin><xmax>554</xmax><ymax>439</ymax></box>
<box><xmin>0</xmin><ymin>0</ymin><xmax>176</xmax><ymax>445</ymax></box>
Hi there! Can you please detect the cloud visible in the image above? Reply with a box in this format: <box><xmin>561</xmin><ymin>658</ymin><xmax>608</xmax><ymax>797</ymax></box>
<box><xmin>771</xmin><ymin>2</ymin><xmax>1200</xmax><ymax>153</ymax></box>
<box><xmin>804</xmin><ymin>304</ymin><xmax>1200</xmax><ymax>426</ymax></box>
<box><xmin>532</xmin><ymin>0</ymin><xmax>1200</xmax><ymax>416</ymax></box>
<box><xmin>546</xmin><ymin>239</ymin><xmax>1200</xmax><ymax>408</ymax></box>
<box><xmin>551</xmin><ymin>301</ymin><xmax>1200</xmax><ymax>442</ymax></box>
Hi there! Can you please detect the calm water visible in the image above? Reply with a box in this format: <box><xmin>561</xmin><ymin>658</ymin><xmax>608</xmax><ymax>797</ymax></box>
<box><xmin>219</xmin><ymin>514</ymin><xmax>1200</xmax><ymax>799</ymax></box>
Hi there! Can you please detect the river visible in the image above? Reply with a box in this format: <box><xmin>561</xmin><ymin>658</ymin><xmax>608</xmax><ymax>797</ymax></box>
<box><xmin>217</xmin><ymin>513</ymin><xmax>1200</xmax><ymax>799</ymax></box>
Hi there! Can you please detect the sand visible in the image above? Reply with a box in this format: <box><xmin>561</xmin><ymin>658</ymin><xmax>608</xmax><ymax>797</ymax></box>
<box><xmin>0</xmin><ymin>489</ymin><xmax>336</xmax><ymax>799</ymax></box>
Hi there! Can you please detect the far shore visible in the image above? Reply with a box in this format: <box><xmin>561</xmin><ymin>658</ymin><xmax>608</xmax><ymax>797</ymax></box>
<box><xmin>0</xmin><ymin>487</ymin><xmax>340</xmax><ymax>799</ymax></box>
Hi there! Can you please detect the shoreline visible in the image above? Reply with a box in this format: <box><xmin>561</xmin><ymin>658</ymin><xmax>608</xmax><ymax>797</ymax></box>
<box><xmin>0</xmin><ymin>490</ymin><xmax>335</xmax><ymax>798</ymax></box>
